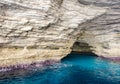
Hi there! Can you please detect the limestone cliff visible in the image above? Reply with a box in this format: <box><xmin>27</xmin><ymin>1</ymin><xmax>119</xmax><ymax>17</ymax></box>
<box><xmin>73</xmin><ymin>0</ymin><xmax>120</xmax><ymax>59</ymax></box>
<box><xmin>0</xmin><ymin>0</ymin><xmax>119</xmax><ymax>67</ymax></box>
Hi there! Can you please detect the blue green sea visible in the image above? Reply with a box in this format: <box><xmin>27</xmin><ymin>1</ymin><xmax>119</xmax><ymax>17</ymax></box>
<box><xmin>0</xmin><ymin>53</ymin><xmax>120</xmax><ymax>84</ymax></box>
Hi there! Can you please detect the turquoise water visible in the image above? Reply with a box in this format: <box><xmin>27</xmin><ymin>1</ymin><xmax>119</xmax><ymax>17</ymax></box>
<box><xmin>0</xmin><ymin>53</ymin><xmax>120</xmax><ymax>84</ymax></box>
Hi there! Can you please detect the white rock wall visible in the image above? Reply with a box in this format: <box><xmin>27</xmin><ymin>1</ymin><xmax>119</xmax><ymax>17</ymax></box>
<box><xmin>0</xmin><ymin>0</ymin><xmax>113</xmax><ymax>66</ymax></box>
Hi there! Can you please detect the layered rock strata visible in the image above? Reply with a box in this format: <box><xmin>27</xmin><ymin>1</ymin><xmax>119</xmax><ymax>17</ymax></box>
<box><xmin>73</xmin><ymin>0</ymin><xmax>120</xmax><ymax>59</ymax></box>
<box><xmin>0</xmin><ymin>0</ymin><xmax>119</xmax><ymax>68</ymax></box>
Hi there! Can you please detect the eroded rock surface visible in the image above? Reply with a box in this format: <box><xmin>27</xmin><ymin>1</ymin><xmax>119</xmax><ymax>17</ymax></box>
<box><xmin>73</xmin><ymin>0</ymin><xmax>120</xmax><ymax>58</ymax></box>
<box><xmin>0</xmin><ymin>0</ymin><xmax>119</xmax><ymax>67</ymax></box>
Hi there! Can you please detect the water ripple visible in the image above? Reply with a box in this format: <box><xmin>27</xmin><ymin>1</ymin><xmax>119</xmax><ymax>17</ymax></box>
<box><xmin>0</xmin><ymin>53</ymin><xmax>120</xmax><ymax>84</ymax></box>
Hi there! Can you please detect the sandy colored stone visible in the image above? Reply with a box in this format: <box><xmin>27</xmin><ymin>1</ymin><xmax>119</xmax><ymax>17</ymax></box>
<box><xmin>0</xmin><ymin>0</ymin><xmax>119</xmax><ymax>67</ymax></box>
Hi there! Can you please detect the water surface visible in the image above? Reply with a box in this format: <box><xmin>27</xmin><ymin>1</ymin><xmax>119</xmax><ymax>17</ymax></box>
<box><xmin>0</xmin><ymin>53</ymin><xmax>120</xmax><ymax>84</ymax></box>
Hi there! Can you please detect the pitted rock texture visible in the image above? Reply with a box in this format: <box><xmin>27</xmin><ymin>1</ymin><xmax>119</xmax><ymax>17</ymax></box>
<box><xmin>0</xmin><ymin>0</ymin><xmax>118</xmax><ymax>67</ymax></box>
<box><xmin>73</xmin><ymin>0</ymin><xmax>120</xmax><ymax>58</ymax></box>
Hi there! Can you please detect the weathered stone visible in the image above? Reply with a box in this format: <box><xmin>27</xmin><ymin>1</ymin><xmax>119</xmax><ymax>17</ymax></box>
<box><xmin>73</xmin><ymin>0</ymin><xmax>120</xmax><ymax>58</ymax></box>
<box><xmin>20</xmin><ymin>26</ymin><xmax>33</xmax><ymax>31</ymax></box>
<box><xmin>0</xmin><ymin>0</ymin><xmax>119</xmax><ymax>68</ymax></box>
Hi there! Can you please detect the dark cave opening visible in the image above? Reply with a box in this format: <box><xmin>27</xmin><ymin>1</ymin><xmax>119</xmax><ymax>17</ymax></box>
<box><xmin>61</xmin><ymin>51</ymin><xmax>98</xmax><ymax>62</ymax></box>
<box><xmin>72</xmin><ymin>41</ymin><xmax>93</xmax><ymax>53</ymax></box>
<box><xmin>61</xmin><ymin>41</ymin><xmax>98</xmax><ymax>61</ymax></box>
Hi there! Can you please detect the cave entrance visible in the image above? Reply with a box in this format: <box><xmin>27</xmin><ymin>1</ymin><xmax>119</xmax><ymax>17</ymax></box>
<box><xmin>62</xmin><ymin>41</ymin><xmax>97</xmax><ymax>61</ymax></box>
<box><xmin>72</xmin><ymin>41</ymin><xmax>92</xmax><ymax>53</ymax></box>
<box><xmin>61</xmin><ymin>52</ymin><xmax>98</xmax><ymax>61</ymax></box>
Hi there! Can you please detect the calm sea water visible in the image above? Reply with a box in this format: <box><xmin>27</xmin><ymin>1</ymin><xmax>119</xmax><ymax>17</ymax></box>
<box><xmin>0</xmin><ymin>53</ymin><xmax>120</xmax><ymax>84</ymax></box>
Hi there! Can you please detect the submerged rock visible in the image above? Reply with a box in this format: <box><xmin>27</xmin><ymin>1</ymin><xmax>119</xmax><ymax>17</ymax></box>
<box><xmin>0</xmin><ymin>0</ymin><xmax>119</xmax><ymax>68</ymax></box>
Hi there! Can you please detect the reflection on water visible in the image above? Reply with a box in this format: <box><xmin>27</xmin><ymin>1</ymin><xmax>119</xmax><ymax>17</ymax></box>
<box><xmin>0</xmin><ymin>53</ymin><xmax>120</xmax><ymax>84</ymax></box>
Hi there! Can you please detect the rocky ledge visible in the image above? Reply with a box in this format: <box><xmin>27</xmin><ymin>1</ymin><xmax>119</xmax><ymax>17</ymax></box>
<box><xmin>0</xmin><ymin>0</ymin><xmax>119</xmax><ymax>68</ymax></box>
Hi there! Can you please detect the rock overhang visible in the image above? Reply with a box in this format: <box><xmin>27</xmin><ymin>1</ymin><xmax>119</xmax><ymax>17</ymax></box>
<box><xmin>1</xmin><ymin>0</ymin><xmax>120</xmax><ymax>69</ymax></box>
